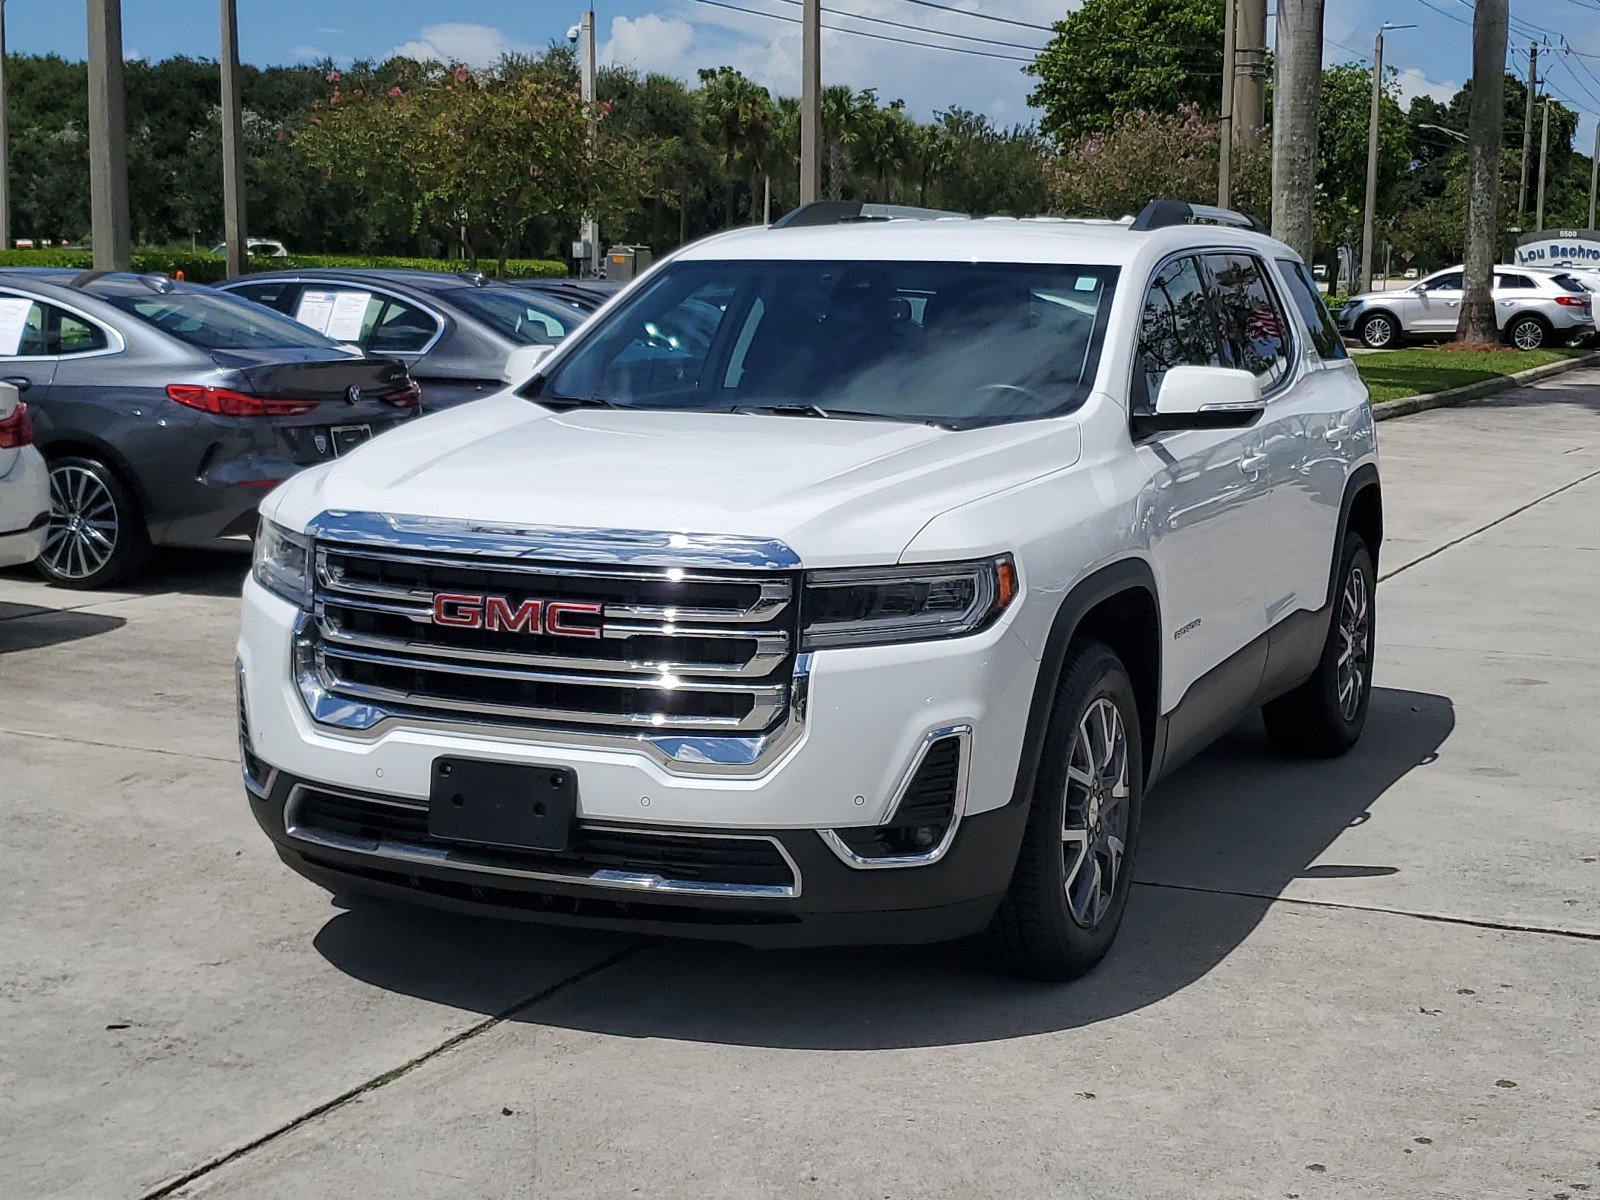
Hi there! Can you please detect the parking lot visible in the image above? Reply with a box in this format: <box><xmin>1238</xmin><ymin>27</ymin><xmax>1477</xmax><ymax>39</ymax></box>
<box><xmin>5</xmin><ymin>371</ymin><xmax>1600</xmax><ymax>1199</ymax></box>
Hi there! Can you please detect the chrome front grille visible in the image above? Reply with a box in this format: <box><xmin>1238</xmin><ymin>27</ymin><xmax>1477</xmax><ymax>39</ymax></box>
<box><xmin>308</xmin><ymin>540</ymin><xmax>800</xmax><ymax>735</ymax></box>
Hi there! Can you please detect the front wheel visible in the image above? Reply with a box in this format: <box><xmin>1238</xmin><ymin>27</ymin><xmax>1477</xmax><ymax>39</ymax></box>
<box><xmin>36</xmin><ymin>456</ymin><xmax>151</xmax><ymax>588</ymax></box>
<box><xmin>1262</xmin><ymin>532</ymin><xmax>1375</xmax><ymax>757</ymax></box>
<box><xmin>1507</xmin><ymin>314</ymin><xmax>1549</xmax><ymax>351</ymax></box>
<box><xmin>987</xmin><ymin>639</ymin><xmax>1144</xmax><ymax>982</ymax></box>
<box><xmin>1358</xmin><ymin>312</ymin><xmax>1398</xmax><ymax>349</ymax></box>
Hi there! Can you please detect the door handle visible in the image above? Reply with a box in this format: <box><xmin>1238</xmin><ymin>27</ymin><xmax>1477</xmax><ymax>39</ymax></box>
<box><xmin>1325</xmin><ymin>424</ymin><xmax>1350</xmax><ymax>443</ymax></box>
<box><xmin>1</xmin><ymin>375</ymin><xmax>32</xmax><ymax>392</ymax></box>
<box><xmin>1239</xmin><ymin>452</ymin><xmax>1269</xmax><ymax>474</ymax></box>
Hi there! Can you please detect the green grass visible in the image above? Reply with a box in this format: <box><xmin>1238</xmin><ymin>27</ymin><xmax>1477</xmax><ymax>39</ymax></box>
<box><xmin>1353</xmin><ymin>347</ymin><xmax>1593</xmax><ymax>404</ymax></box>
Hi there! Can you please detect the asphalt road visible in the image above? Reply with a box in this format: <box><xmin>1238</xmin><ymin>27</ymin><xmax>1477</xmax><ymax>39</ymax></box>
<box><xmin>4</xmin><ymin>373</ymin><xmax>1599</xmax><ymax>1199</ymax></box>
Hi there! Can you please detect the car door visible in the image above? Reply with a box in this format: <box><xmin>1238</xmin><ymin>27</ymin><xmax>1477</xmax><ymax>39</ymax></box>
<box><xmin>1493</xmin><ymin>270</ymin><xmax>1534</xmax><ymax>331</ymax></box>
<box><xmin>0</xmin><ymin>289</ymin><xmax>63</xmax><ymax>401</ymax></box>
<box><xmin>1412</xmin><ymin>270</ymin><xmax>1463</xmax><ymax>334</ymax></box>
<box><xmin>1131</xmin><ymin>253</ymin><xmax>1271</xmax><ymax>716</ymax></box>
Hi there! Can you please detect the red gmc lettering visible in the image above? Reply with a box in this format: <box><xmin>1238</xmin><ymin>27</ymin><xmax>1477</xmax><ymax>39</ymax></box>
<box><xmin>432</xmin><ymin>592</ymin><xmax>484</xmax><ymax>627</ymax></box>
<box><xmin>545</xmin><ymin>601</ymin><xmax>603</xmax><ymax>638</ymax></box>
<box><xmin>484</xmin><ymin>596</ymin><xmax>542</xmax><ymax>633</ymax></box>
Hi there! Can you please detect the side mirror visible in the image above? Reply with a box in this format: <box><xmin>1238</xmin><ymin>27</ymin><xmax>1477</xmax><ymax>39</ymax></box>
<box><xmin>502</xmin><ymin>343</ymin><xmax>554</xmax><ymax>386</ymax></box>
<box><xmin>1135</xmin><ymin>365</ymin><xmax>1264</xmax><ymax>436</ymax></box>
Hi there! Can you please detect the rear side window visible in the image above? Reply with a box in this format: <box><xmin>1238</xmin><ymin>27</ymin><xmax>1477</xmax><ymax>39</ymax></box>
<box><xmin>227</xmin><ymin>281</ymin><xmax>301</xmax><ymax>313</ymax></box>
<box><xmin>367</xmin><ymin>297</ymin><xmax>440</xmax><ymax>354</ymax></box>
<box><xmin>1134</xmin><ymin>255</ymin><xmax>1222</xmax><ymax>413</ymax></box>
<box><xmin>0</xmin><ymin>297</ymin><xmax>109</xmax><ymax>357</ymax></box>
<box><xmin>1202</xmin><ymin>253</ymin><xmax>1291</xmax><ymax>390</ymax></box>
<box><xmin>1495</xmin><ymin>273</ymin><xmax>1535</xmax><ymax>289</ymax></box>
<box><xmin>104</xmin><ymin>290</ymin><xmax>340</xmax><ymax>350</ymax></box>
<box><xmin>1277</xmin><ymin>258</ymin><xmax>1346</xmax><ymax>361</ymax></box>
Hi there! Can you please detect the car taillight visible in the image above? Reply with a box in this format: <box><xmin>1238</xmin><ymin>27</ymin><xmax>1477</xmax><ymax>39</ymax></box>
<box><xmin>382</xmin><ymin>380</ymin><xmax>422</xmax><ymax>408</ymax></box>
<box><xmin>1555</xmin><ymin>295</ymin><xmax>1589</xmax><ymax>308</ymax></box>
<box><xmin>0</xmin><ymin>401</ymin><xmax>31</xmax><ymax>448</ymax></box>
<box><xmin>166</xmin><ymin>384</ymin><xmax>319</xmax><ymax>416</ymax></box>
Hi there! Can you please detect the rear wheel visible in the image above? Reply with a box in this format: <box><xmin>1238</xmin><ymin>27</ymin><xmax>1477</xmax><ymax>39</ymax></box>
<box><xmin>1262</xmin><ymin>532</ymin><xmax>1375</xmax><ymax>757</ymax></box>
<box><xmin>987</xmin><ymin>639</ymin><xmax>1144</xmax><ymax>982</ymax></box>
<box><xmin>1507</xmin><ymin>314</ymin><xmax>1549</xmax><ymax>351</ymax></box>
<box><xmin>1358</xmin><ymin>312</ymin><xmax>1399</xmax><ymax>349</ymax></box>
<box><xmin>36</xmin><ymin>456</ymin><xmax>150</xmax><ymax>589</ymax></box>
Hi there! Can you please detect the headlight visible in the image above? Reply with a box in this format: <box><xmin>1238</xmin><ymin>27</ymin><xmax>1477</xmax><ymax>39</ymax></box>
<box><xmin>253</xmin><ymin>519</ymin><xmax>311</xmax><ymax>608</ymax></box>
<box><xmin>801</xmin><ymin>555</ymin><xmax>1018</xmax><ymax>650</ymax></box>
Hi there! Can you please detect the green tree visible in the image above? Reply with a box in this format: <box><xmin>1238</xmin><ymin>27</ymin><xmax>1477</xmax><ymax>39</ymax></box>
<box><xmin>1315</xmin><ymin>63</ymin><xmax>1409</xmax><ymax>268</ymax></box>
<box><xmin>1027</xmin><ymin>0</ymin><xmax>1224</xmax><ymax>144</ymax></box>
<box><xmin>696</xmin><ymin>67</ymin><xmax>773</xmax><ymax>226</ymax></box>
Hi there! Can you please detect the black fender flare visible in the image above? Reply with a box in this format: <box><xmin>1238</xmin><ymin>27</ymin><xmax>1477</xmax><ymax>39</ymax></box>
<box><xmin>1329</xmin><ymin>462</ymin><xmax>1382</xmax><ymax>595</ymax></box>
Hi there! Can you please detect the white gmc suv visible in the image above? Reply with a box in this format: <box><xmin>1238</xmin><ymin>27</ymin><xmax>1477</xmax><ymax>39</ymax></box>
<box><xmin>237</xmin><ymin>199</ymin><xmax>1381</xmax><ymax>981</ymax></box>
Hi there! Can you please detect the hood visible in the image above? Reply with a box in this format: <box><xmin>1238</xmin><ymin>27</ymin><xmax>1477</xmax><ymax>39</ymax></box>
<box><xmin>269</xmin><ymin>392</ymin><xmax>1082</xmax><ymax>566</ymax></box>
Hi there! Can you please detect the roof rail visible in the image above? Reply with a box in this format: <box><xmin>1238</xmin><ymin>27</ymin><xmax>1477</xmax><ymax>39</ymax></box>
<box><xmin>1129</xmin><ymin>199</ymin><xmax>1263</xmax><ymax>232</ymax></box>
<box><xmin>771</xmin><ymin>201</ymin><xmax>964</xmax><ymax>229</ymax></box>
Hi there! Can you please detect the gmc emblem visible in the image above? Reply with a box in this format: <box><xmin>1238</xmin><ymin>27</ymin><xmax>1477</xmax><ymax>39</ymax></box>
<box><xmin>431</xmin><ymin>593</ymin><xmax>602</xmax><ymax>638</ymax></box>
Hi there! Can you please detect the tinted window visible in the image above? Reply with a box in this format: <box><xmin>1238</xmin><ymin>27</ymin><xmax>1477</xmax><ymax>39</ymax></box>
<box><xmin>539</xmin><ymin>260</ymin><xmax>1117</xmax><ymax>426</ymax></box>
<box><xmin>1135</xmin><ymin>255</ymin><xmax>1221</xmax><ymax>412</ymax></box>
<box><xmin>1277</xmin><ymin>258</ymin><xmax>1346</xmax><ymax>361</ymax></box>
<box><xmin>0</xmin><ymin>299</ymin><xmax>109</xmax><ymax>357</ymax></box>
<box><xmin>449</xmin><ymin>288</ymin><xmax>578</xmax><ymax>346</ymax></box>
<box><xmin>367</xmin><ymin>297</ymin><xmax>440</xmax><ymax>354</ymax></box>
<box><xmin>1551</xmin><ymin>272</ymin><xmax>1591</xmax><ymax>293</ymax></box>
<box><xmin>1203</xmin><ymin>253</ymin><xmax>1290</xmax><ymax>389</ymax></box>
<box><xmin>1495</xmin><ymin>273</ymin><xmax>1534</xmax><ymax>289</ymax></box>
<box><xmin>103</xmin><ymin>290</ymin><xmax>341</xmax><ymax>350</ymax></box>
<box><xmin>57</xmin><ymin>312</ymin><xmax>108</xmax><ymax>354</ymax></box>
<box><xmin>226</xmin><ymin>281</ymin><xmax>300</xmax><ymax>313</ymax></box>
<box><xmin>1425</xmin><ymin>271</ymin><xmax>1463</xmax><ymax>290</ymax></box>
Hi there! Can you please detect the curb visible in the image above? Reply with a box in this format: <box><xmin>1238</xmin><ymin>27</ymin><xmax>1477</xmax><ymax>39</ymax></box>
<box><xmin>1370</xmin><ymin>350</ymin><xmax>1600</xmax><ymax>421</ymax></box>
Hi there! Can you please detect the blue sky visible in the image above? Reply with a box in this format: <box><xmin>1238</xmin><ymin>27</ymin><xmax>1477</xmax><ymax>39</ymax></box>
<box><xmin>11</xmin><ymin>0</ymin><xmax>1598</xmax><ymax>145</ymax></box>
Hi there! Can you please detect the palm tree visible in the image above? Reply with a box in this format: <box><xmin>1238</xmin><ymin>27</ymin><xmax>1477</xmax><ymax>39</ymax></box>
<box><xmin>821</xmin><ymin>85</ymin><xmax>872</xmax><ymax>200</ymax></box>
<box><xmin>1457</xmin><ymin>0</ymin><xmax>1508</xmax><ymax>344</ymax></box>
<box><xmin>697</xmin><ymin>67</ymin><xmax>774</xmax><ymax>226</ymax></box>
<box><xmin>853</xmin><ymin>100</ymin><xmax>915</xmax><ymax>202</ymax></box>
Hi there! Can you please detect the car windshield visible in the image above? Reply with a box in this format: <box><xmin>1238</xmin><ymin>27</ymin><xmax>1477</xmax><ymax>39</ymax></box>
<box><xmin>534</xmin><ymin>259</ymin><xmax>1118</xmax><ymax>426</ymax></box>
<box><xmin>100</xmin><ymin>288</ymin><xmax>341</xmax><ymax>351</ymax></box>
<box><xmin>450</xmin><ymin>287</ymin><xmax>582</xmax><ymax>345</ymax></box>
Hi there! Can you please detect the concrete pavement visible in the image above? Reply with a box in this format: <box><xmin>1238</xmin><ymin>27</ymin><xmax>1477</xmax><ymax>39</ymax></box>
<box><xmin>4</xmin><ymin>371</ymin><xmax>1600</xmax><ymax>1198</ymax></box>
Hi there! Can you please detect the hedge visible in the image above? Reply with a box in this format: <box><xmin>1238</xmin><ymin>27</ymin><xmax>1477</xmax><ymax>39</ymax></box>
<box><xmin>0</xmin><ymin>248</ymin><xmax>569</xmax><ymax>284</ymax></box>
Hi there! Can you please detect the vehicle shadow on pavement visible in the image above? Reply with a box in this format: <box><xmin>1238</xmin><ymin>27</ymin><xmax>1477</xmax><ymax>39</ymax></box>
<box><xmin>0</xmin><ymin>543</ymin><xmax>249</xmax><ymax>601</ymax></box>
<box><xmin>313</xmin><ymin>686</ymin><xmax>1453</xmax><ymax>1050</ymax></box>
<box><xmin>0</xmin><ymin>603</ymin><xmax>125</xmax><ymax>652</ymax></box>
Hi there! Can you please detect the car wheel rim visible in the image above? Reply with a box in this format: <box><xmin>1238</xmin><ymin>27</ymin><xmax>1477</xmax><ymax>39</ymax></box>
<box><xmin>43</xmin><ymin>465</ymin><xmax>119</xmax><ymax>580</ymax></box>
<box><xmin>1514</xmin><ymin>321</ymin><xmax>1543</xmax><ymax>350</ymax></box>
<box><xmin>1062</xmin><ymin>696</ymin><xmax>1130</xmax><ymax>929</ymax></box>
<box><xmin>1336</xmin><ymin>562</ymin><xmax>1371</xmax><ymax>722</ymax></box>
<box><xmin>1365</xmin><ymin>317</ymin><xmax>1392</xmax><ymax>347</ymax></box>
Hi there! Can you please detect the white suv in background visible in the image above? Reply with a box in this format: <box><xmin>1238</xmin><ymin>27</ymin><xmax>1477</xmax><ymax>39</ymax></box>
<box><xmin>1339</xmin><ymin>264</ymin><xmax>1595</xmax><ymax>349</ymax></box>
<box><xmin>237</xmin><ymin>199</ymin><xmax>1381</xmax><ymax>981</ymax></box>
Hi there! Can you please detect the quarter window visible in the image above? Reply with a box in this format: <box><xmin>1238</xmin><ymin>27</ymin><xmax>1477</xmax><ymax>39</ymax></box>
<box><xmin>1494</xmin><ymin>272</ymin><xmax>1534</xmax><ymax>290</ymax></box>
<box><xmin>1202</xmin><ymin>253</ymin><xmax>1291</xmax><ymax>389</ymax></box>
<box><xmin>1277</xmin><ymin>258</ymin><xmax>1346</xmax><ymax>361</ymax></box>
<box><xmin>0</xmin><ymin>299</ymin><xmax>110</xmax><ymax>357</ymax></box>
<box><xmin>1135</xmin><ymin>255</ymin><xmax>1222</xmax><ymax>412</ymax></box>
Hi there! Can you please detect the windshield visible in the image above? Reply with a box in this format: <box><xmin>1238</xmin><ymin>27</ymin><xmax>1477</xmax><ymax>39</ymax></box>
<box><xmin>534</xmin><ymin>260</ymin><xmax>1118</xmax><ymax>426</ymax></box>
<box><xmin>451</xmin><ymin>287</ymin><xmax>582</xmax><ymax>345</ymax></box>
<box><xmin>102</xmin><ymin>288</ymin><xmax>341</xmax><ymax>351</ymax></box>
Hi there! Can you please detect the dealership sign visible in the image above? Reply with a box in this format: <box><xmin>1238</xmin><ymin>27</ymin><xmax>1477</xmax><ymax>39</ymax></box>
<box><xmin>1513</xmin><ymin>228</ymin><xmax>1600</xmax><ymax>267</ymax></box>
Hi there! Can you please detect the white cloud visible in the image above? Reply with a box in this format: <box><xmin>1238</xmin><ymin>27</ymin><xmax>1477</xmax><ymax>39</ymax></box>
<box><xmin>290</xmin><ymin>46</ymin><xmax>326</xmax><ymax>60</ymax></box>
<box><xmin>389</xmin><ymin>22</ymin><xmax>533</xmax><ymax>68</ymax></box>
<box><xmin>1393</xmin><ymin>66</ymin><xmax>1459</xmax><ymax>106</ymax></box>
<box><xmin>601</xmin><ymin>14</ymin><xmax>696</xmax><ymax>77</ymax></box>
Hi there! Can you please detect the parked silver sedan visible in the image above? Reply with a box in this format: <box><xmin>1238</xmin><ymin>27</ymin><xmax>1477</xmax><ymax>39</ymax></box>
<box><xmin>1338</xmin><ymin>266</ymin><xmax>1595</xmax><ymax>350</ymax></box>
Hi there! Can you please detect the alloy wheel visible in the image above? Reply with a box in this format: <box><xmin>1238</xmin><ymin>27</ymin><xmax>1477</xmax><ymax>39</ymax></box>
<box><xmin>1362</xmin><ymin>316</ymin><xmax>1394</xmax><ymax>348</ymax></box>
<box><xmin>1512</xmin><ymin>320</ymin><xmax>1545</xmax><ymax>350</ymax></box>
<box><xmin>43</xmin><ymin>464</ymin><xmax>120</xmax><ymax>581</ymax></box>
<box><xmin>1336</xmin><ymin>562</ymin><xmax>1371</xmax><ymax>722</ymax></box>
<box><xmin>1062</xmin><ymin>696</ymin><xmax>1130</xmax><ymax>928</ymax></box>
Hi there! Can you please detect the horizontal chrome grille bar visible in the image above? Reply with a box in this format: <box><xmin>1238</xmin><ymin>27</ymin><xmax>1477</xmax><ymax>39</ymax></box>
<box><xmin>319</xmin><ymin>546</ymin><xmax>793</xmax><ymax>593</ymax></box>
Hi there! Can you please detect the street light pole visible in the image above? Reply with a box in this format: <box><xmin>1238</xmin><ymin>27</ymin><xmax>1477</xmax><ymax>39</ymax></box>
<box><xmin>578</xmin><ymin>10</ymin><xmax>600</xmax><ymax>277</ymax></box>
<box><xmin>800</xmin><ymin>0</ymin><xmax>820</xmax><ymax>203</ymax></box>
<box><xmin>1536</xmin><ymin>99</ymin><xmax>1549</xmax><ymax>231</ymax></box>
<box><xmin>1518</xmin><ymin>42</ymin><xmax>1538</xmax><ymax>219</ymax></box>
<box><xmin>219</xmin><ymin>0</ymin><xmax>248</xmax><ymax>278</ymax></box>
<box><xmin>0</xmin><ymin>0</ymin><xmax>10</xmax><ymax>253</ymax></box>
<box><xmin>87</xmin><ymin>0</ymin><xmax>132</xmax><ymax>270</ymax></box>
<box><xmin>1218</xmin><ymin>0</ymin><xmax>1235</xmax><ymax>208</ymax></box>
<box><xmin>1359</xmin><ymin>23</ymin><xmax>1413</xmax><ymax>296</ymax></box>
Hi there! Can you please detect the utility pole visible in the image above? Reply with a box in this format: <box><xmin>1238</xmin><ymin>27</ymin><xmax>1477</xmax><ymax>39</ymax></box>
<box><xmin>1536</xmin><ymin>99</ymin><xmax>1549</xmax><ymax>231</ymax></box>
<box><xmin>1518</xmin><ymin>42</ymin><xmax>1538</xmax><ymax>219</ymax></box>
<box><xmin>87</xmin><ymin>0</ymin><xmax>131</xmax><ymax>270</ymax></box>
<box><xmin>578</xmin><ymin>10</ymin><xmax>600</xmax><ymax>278</ymax></box>
<box><xmin>1589</xmin><ymin>123</ymin><xmax>1598</xmax><ymax>231</ymax></box>
<box><xmin>800</xmin><ymin>0</ymin><xmax>821</xmax><ymax>204</ymax></box>
<box><xmin>1233</xmin><ymin>0</ymin><xmax>1267</xmax><ymax>149</ymax></box>
<box><xmin>1270</xmin><ymin>0</ymin><xmax>1325</xmax><ymax>261</ymax></box>
<box><xmin>1458</xmin><ymin>0</ymin><xmax>1507</xmax><ymax>345</ymax></box>
<box><xmin>219</xmin><ymin>0</ymin><xmax>248</xmax><ymax>278</ymax></box>
<box><xmin>1358</xmin><ymin>23</ymin><xmax>1414</xmax><ymax>295</ymax></box>
<box><xmin>1218</xmin><ymin>0</ymin><xmax>1235</xmax><ymax>207</ymax></box>
<box><xmin>0</xmin><ymin>0</ymin><xmax>10</xmax><ymax>253</ymax></box>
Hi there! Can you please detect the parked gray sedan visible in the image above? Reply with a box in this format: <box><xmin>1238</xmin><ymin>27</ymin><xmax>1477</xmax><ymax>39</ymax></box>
<box><xmin>0</xmin><ymin>269</ymin><xmax>420</xmax><ymax>587</ymax></box>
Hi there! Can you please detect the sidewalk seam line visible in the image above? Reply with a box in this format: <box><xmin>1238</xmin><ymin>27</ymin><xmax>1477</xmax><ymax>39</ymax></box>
<box><xmin>1379</xmin><ymin>465</ymin><xmax>1600</xmax><ymax>582</ymax></box>
<box><xmin>1136</xmin><ymin>879</ymin><xmax>1600</xmax><ymax>942</ymax></box>
<box><xmin>138</xmin><ymin>939</ymin><xmax>649</xmax><ymax>1199</ymax></box>
<box><xmin>0</xmin><ymin>725</ymin><xmax>238</xmax><ymax>764</ymax></box>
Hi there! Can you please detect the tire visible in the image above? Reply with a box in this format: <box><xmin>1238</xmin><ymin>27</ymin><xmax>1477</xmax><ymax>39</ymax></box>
<box><xmin>1262</xmin><ymin>532</ymin><xmax>1375</xmax><ymax>758</ymax></box>
<box><xmin>35</xmin><ymin>455</ymin><xmax>151</xmax><ymax>589</ymax></box>
<box><xmin>1507</xmin><ymin>314</ymin><xmax>1548</xmax><ymax>351</ymax></box>
<box><xmin>987</xmin><ymin>638</ymin><xmax>1144</xmax><ymax>982</ymax></box>
<box><xmin>1358</xmin><ymin>312</ymin><xmax>1399</xmax><ymax>349</ymax></box>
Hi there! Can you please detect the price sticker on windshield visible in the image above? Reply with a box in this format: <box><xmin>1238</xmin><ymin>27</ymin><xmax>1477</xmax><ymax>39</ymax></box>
<box><xmin>293</xmin><ymin>290</ymin><xmax>338</xmax><ymax>335</ymax></box>
<box><xmin>326</xmin><ymin>291</ymin><xmax>373</xmax><ymax>342</ymax></box>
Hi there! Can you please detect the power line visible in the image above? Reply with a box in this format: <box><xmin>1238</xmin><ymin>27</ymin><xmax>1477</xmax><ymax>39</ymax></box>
<box><xmin>687</xmin><ymin>0</ymin><xmax>1036</xmax><ymax>61</ymax></box>
<box><xmin>763</xmin><ymin>0</ymin><xmax>1046</xmax><ymax>52</ymax></box>
<box><xmin>888</xmin><ymin>0</ymin><xmax>1055</xmax><ymax>33</ymax></box>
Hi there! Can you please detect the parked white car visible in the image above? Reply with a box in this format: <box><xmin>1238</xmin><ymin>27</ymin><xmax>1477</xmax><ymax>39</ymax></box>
<box><xmin>237</xmin><ymin>199</ymin><xmax>1381</xmax><ymax>981</ymax></box>
<box><xmin>1338</xmin><ymin>265</ymin><xmax>1594</xmax><ymax>349</ymax></box>
<box><xmin>0</xmin><ymin>381</ymin><xmax>49</xmax><ymax>568</ymax></box>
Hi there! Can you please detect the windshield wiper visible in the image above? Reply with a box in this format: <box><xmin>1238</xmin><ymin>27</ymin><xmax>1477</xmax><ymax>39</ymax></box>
<box><xmin>537</xmin><ymin>393</ymin><xmax>621</xmax><ymax>410</ymax></box>
<box><xmin>734</xmin><ymin>402</ymin><xmax>833</xmax><ymax>418</ymax></box>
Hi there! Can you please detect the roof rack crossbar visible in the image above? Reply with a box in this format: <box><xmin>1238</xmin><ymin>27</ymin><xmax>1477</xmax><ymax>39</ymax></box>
<box><xmin>1129</xmin><ymin>199</ymin><xmax>1262</xmax><ymax>232</ymax></box>
<box><xmin>771</xmin><ymin>201</ymin><xmax>964</xmax><ymax>229</ymax></box>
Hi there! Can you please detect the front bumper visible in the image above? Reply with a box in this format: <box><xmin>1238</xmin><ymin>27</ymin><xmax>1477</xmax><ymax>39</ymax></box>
<box><xmin>246</xmin><ymin>768</ymin><xmax>1025</xmax><ymax>947</ymax></box>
